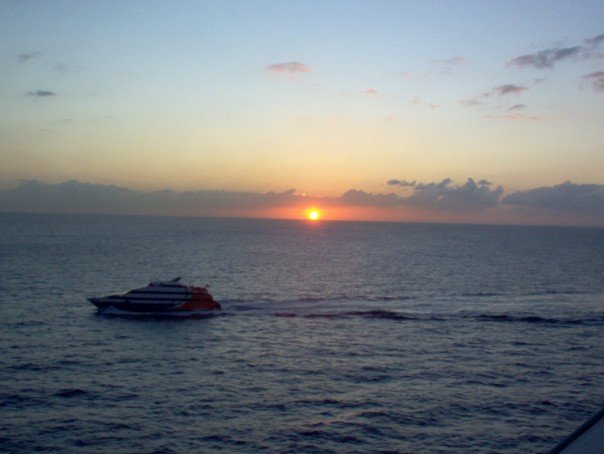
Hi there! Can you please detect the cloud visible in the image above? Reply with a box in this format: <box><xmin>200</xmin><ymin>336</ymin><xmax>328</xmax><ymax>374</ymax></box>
<box><xmin>16</xmin><ymin>52</ymin><xmax>73</xmax><ymax>75</ymax></box>
<box><xmin>363</xmin><ymin>88</ymin><xmax>379</xmax><ymax>96</ymax></box>
<box><xmin>0</xmin><ymin>180</ymin><xmax>306</xmax><ymax>215</ymax></box>
<box><xmin>459</xmin><ymin>84</ymin><xmax>528</xmax><ymax>108</ymax></box>
<box><xmin>495</xmin><ymin>84</ymin><xmax>528</xmax><ymax>95</ymax></box>
<box><xmin>487</xmin><ymin>113</ymin><xmax>543</xmax><ymax>121</ymax></box>
<box><xmin>266</xmin><ymin>61</ymin><xmax>311</xmax><ymax>74</ymax></box>
<box><xmin>583</xmin><ymin>33</ymin><xmax>604</xmax><ymax>58</ymax></box>
<box><xmin>443</xmin><ymin>57</ymin><xmax>468</xmax><ymax>66</ymax></box>
<box><xmin>27</xmin><ymin>90</ymin><xmax>56</xmax><ymax>97</ymax></box>
<box><xmin>53</xmin><ymin>62</ymin><xmax>72</xmax><ymax>73</ymax></box>
<box><xmin>585</xmin><ymin>33</ymin><xmax>604</xmax><ymax>46</ymax></box>
<box><xmin>2</xmin><ymin>179</ymin><xmax>602</xmax><ymax>225</ymax></box>
<box><xmin>583</xmin><ymin>71</ymin><xmax>604</xmax><ymax>92</ymax></box>
<box><xmin>502</xmin><ymin>181</ymin><xmax>604</xmax><ymax>216</ymax></box>
<box><xmin>508</xmin><ymin>104</ymin><xmax>526</xmax><ymax>110</ymax></box>
<box><xmin>404</xmin><ymin>178</ymin><xmax>504</xmax><ymax>212</ymax></box>
<box><xmin>399</xmin><ymin>71</ymin><xmax>412</xmax><ymax>79</ymax></box>
<box><xmin>0</xmin><ymin>178</ymin><xmax>503</xmax><ymax>215</ymax></box>
<box><xmin>509</xmin><ymin>33</ymin><xmax>604</xmax><ymax>69</ymax></box>
<box><xmin>434</xmin><ymin>56</ymin><xmax>468</xmax><ymax>75</ymax></box>
<box><xmin>414</xmin><ymin>178</ymin><xmax>452</xmax><ymax>191</ymax></box>
<box><xmin>508</xmin><ymin>46</ymin><xmax>582</xmax><ymax>69</ymax></box>
<box><xmin>341</xmin><ymin>189</ymin><xmax>404</xmax><ymax>207</ymax></box>
<box><xmin>411</xmin><ymin>96</ymin><xmax>439</xmax><ymax>109</ymax></box>
<box><xmin>18</xmin><ymin>51</ymin><xmax>41</xmax><ymax>63</ymax></box>
<box><xmin>369</xmin><ymin>178</ymin><xmax>503</xmax><ymax>212</ymax></box>
<box><xmin>458</xmin><ymin>98</ymin><xmax>483</xmax><ymax>107</ymax></box>
<box><xmin>387</xmin><ymin>179</ymin><xmax>416</xmax><ymax>187</ymax></box>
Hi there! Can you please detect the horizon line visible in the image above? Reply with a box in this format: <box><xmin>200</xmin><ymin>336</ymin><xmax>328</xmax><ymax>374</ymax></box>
<box><xmin>1</xmin><ymin>210</ymin><xmax>602</xmax><ymax>230</ymax></box>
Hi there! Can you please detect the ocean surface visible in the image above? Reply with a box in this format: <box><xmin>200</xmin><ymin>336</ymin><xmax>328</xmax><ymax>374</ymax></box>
<box><xmin>0</xmin><ymin>213</ymin><xmax>603</xmax><ymax>453</ymax></box>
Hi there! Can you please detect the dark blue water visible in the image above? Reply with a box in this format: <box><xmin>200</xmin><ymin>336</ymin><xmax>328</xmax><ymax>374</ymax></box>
<box><xmin>1</xmin><ymin>213</ymin><xmax>603</xmax><ymax>452</ymax></box>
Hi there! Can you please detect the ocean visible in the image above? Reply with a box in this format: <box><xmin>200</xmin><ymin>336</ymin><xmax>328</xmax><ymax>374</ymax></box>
<box><xmin>0</xmin><ymin>213</ymin><xmax>602</xmax><ymax>452</ymax></box>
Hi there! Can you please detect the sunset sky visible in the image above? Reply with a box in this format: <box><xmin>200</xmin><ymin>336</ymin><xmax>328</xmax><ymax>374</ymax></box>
<box><xmin>1</xmin><ymin>1</ymin><xmax>603</xmax><ymax>225</ymax></box>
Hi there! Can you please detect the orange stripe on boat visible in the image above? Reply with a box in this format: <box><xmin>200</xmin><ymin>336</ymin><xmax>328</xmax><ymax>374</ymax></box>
<box><xmin>177</xmin><ymin>287</ymin><xmax>221</xmax><ymax>311</ymax></box>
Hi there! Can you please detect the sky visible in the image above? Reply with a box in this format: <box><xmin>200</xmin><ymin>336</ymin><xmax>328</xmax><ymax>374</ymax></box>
<box><xmin>1</xmin><ymin>1</ymin><xmax>603</xmax><ymax>225</ymax></box>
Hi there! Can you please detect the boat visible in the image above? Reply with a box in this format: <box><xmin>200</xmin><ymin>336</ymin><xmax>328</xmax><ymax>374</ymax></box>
<box><xmin>88</xmin><ymin>277</ymin><xmax>221</xmax><ymax>314</ymax></box>
<box><xmin>550</xmin><ymin>407</ymin><xmax>604</xmax><ymax>453</ymax></box>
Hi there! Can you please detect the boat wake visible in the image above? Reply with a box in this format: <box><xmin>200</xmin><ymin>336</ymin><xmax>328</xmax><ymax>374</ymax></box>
<box><xmin>220</xmin><ymin>299</ymin><xmax>604</xmax><ymax>326</ymax></box>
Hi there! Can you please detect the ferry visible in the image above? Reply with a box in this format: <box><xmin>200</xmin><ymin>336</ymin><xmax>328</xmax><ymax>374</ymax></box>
<box><xmin>88</xmin><ymin>277</ymin><xmax>221</xmax><ymax>314</ymax></box>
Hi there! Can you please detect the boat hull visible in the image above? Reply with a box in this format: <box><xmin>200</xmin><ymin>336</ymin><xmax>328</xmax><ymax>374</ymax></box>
<box><xmin>89</xmin><ymin>298</ymin><xmax>179</xmax><ymax>312</ymax></box>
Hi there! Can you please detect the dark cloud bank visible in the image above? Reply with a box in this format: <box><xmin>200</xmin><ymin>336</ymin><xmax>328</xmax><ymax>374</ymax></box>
<box><xmin>0</xmin><ymin>179</ymin><xmax>602</xmax><ymax>226</ymax></box>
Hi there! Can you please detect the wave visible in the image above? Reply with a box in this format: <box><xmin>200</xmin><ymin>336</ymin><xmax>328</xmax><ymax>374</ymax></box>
<box><xmin>54</xmin><ymin>388</ymin><xmax>90</xmax><ymax>398</ymax></box>
<box><xmin>13</xmin><ymin>320</ymin><xmax>47</xmax><ymax>327</ymax></box>
<box><xmin>297</xmin><ymin>295</ymin><xmax>415</xmax><ymax>303</ymax></box>
<box><xmin>461</xmin><ymin>289</ymin><xmax>594</xmax><ymax>298</ymax></box>
<box><xmin>347</xmin><ymin>310</ymin><xmax>423</xmax><ymax>321</ymax></box>
<box><xmin>0</xmin><ymin>391</ymin><xmax>48</xmax><ymax>408</ymax></box>
<box><xmin>275</xmin><ymin>310</ymin><xmax>442</xmax><ymax>322</ymax></box>
<box><xmin>461</xmin><ymin>292</ymin><xmax>508</xmax><ymax>297</ymax></box>
<box><xmin>526</xmin><ymin>289</ymin><xmax>591</xmax><ymax>296</ymax></box>
<box><xmin>274</xmin><ymin>310</ymin><xmax>603</xmax><ymax>325</ymax></box>
<box><xmin>469</xmin><ymin>314</ymin><xmax>604</xmax><ymax>325</ymax></box>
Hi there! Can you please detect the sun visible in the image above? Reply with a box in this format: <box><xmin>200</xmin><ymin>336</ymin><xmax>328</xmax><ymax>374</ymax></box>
<box><xmin>306</xmin><ymin>209</ymin><xmax>321</xmax><ymax>221</ymax></box>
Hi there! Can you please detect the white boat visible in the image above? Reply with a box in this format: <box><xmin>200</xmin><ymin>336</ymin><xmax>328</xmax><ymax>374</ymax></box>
<box><xmin>88</xmin><ymin>277</ymin><xmax>221</xmax><ymax>314</ymax></box>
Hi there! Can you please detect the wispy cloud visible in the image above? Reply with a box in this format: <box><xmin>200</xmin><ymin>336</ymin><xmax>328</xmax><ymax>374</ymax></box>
<box><xmin>53</xmin><ymin>62</ymin><xmax>72</xmax><ymax>74</ymax></box>
<box><xmin>583</xmin><ymin>71</ymin><xmax>604</xmax><ymax>92</ymax></box>
<box><xmin>18</xmin><ymin>51</ymin><xmax>41</xmax><ymax>63</ymax></box>
<box><xmin>508</xmin><ymin>104</ymin><xmax>526</xmax><ymax>111</ymax></box>
<box><xmin>27</xmin><ymin>90</ymin><xmax>56</xmax><ymax>97</ymax></box>
<box><xmin>459</xmin><ymin>84</ymin><xmax>528</xmax><ymax>107</ymax></box>
<box><xmin>508</xmin><ymin>33</ymin><xmax>604</xmax><ymax>69</ymax></box>
<box><xmin>509</xmin><ymin>46</ymin><xmax>582</xmax><ymax>69</ymax></box>
<box><xmin>443</xmin><ymin>57</ymin><xmax>468</xmax><ymax>66</ymax></box>
<box><xmin>363</xmin><ymin>88</ymin><xmax>379</xmax><ymax>96</ymax></box>
<box><xmin>458</xmin><ymin>98</ymin><xmax>483</xmax><ymax>107</ymax></box>
<box><xmin>266</xmin><ymin>61</ymin><xmax>311</xmax><ymax>74</ymax></box>
<box><xmin>411</xmin><ymin>96</ymin><xmax>439</xmax><ymax>109</ymax></box>
<box><xmin>435</xmin><ymin>56</ymin><xmax>468</xmax><ymax>75</ymax></box>
<box><xmin>387</xmin><ymin>179</ymin><xmax>416</xmax><ymax>187</ymax></box>
<box><xmin>487</xmin><ymin>113</ymin><xmax>543</xmax><ymax>121</ymax></box>
<box><xmin>585</xmin><ymin>33</ymin><xmax>604</xmax><ymax>46</ymax></box>
<box><xmin>495</xmin><ymin>84</ymin><xmax>528</xmax><ymax>95</ymax></box>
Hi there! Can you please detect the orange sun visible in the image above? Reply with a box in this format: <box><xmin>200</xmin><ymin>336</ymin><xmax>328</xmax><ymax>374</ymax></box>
<box><xmin>306</xmin><ymin>209</ymin><xmax>321</xmax><ymax>221</ymax></box>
